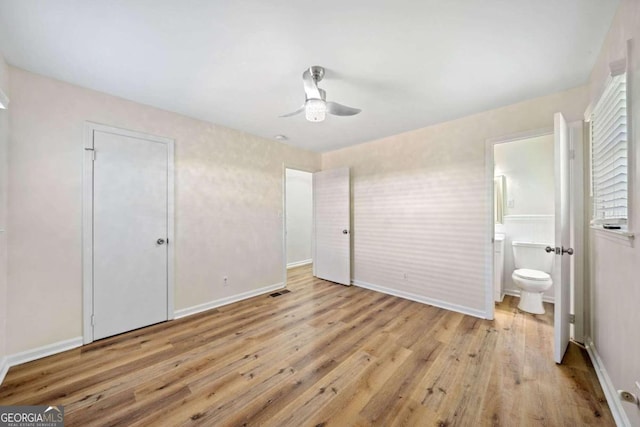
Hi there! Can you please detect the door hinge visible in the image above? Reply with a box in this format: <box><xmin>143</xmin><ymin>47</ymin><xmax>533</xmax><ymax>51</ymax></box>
<box><xmin>91</xmin><ymin>314</ymin><xmax>95</xmax><ymax>326</ymax></box>
<box><xmin>569</xmin><ymin>149</ymin><xmax>575</xmax><ymax>160</ymax></box>
<box><xmin>85</xmin><ymin>147</ymin><xmax>95</xmax><ymax>161</ymax></box>
<box><xmin>569</xmin><ymin>313</ymin><xmax>575</xmax><ymax>324</ymax></box>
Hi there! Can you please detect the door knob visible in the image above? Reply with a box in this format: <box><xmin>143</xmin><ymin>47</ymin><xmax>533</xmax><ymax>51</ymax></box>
<box><xmin>562</xmin><ymin>247</ymin><xmax>574</xmax><ymax>255</ymax></box>
<box><xmin>342</xmin><ymin>229</ymin><xmax>349</xmax><ymax>234</ymax></box>
<box><xmin>157</xmin><ymin>238</ymin><xmax>166</xmax><ymax>245</ymax></box>
<box><xmin>545</xmin><ymin>246</ymin><xmax>557</xmax><ymax>254</ymax></box>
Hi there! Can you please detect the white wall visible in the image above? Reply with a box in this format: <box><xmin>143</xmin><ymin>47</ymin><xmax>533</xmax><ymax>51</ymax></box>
<box><xmin>6</xmin><ymin>67</ymin><xmax>320</xmax><ymax>354</ymax></box>
<box><xmin>586</xmin><ymin>0</ymin><xmax>640</xmax><ymax>424</ymax></box>
<box><xmin>285</xmin><ymin>169</ymin><xmax>313</xmax><ymax>268</ymax></box>
<box><xmin>0</xmin><ymin>53</ymin><xmax>9</xmax><ymax>372</ymax></box>
<box><xmin>494</xmin><ymin>135</ymin><xmax>554</xmax><ymax>216</ymax></box>
<box><xmin>322</xmin><ymin>86</ymin><xmax>588</xmax><ymax>318</ymax></box>
<box><xmin>494</xmin><ymin>135</ymin><xmax>555</xmax><ymax>299</ymax></box>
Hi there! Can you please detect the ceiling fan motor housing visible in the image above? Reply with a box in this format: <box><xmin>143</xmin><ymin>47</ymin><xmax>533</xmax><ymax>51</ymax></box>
<box><xmin>309</xmin><ymin>65</ymin><xmax>325</xmax><ymax>83</ymax></box>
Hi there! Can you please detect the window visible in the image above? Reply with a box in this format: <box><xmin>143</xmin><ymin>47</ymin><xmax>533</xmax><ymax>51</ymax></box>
<box><xmin>590</xmin><ymin>69</ymin><xmax>628</xmax><ymax>226</ymax></box>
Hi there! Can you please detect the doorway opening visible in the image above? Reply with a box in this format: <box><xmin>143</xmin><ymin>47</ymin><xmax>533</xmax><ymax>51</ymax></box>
<box><xmin>284</xmin><ymin>168</ymin><xmax>314</xmax><ymax>282</ymax></box>
<box><xmin>493</xmin><ymin>133</ymin><xmax>556</xmax><ymax>309</ymax></box>
<box><xmin>487</xmin><ymin>117</ymin><xmax>585</xmax><ymax>364</ymax></box>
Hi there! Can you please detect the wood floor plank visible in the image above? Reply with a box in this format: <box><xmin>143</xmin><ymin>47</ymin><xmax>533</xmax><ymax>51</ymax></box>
<box><xmin>0</xmin><ymin>265</ymin><xmax>615</xmax><ymax>426</ymax></box>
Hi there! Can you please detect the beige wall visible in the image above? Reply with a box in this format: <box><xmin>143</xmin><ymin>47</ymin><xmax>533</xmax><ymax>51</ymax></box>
<box><xmin>7</xmin><ymin>67</ymin><xmax>320</xmax><ymax>354</ymax></box>
<box><xmin>0</xmin><ymin>53</ymin><xmax>9</xmax><ymax>363</ymax></box>
<box><xmin>322</xmin><ymin>86</ymin><xmax>587</xmax><ymax>317</ymax></box>
<box><xmin>587</xmin><ymin>0</ymin><xmax>640</xmax><ymax>424</ymax></box>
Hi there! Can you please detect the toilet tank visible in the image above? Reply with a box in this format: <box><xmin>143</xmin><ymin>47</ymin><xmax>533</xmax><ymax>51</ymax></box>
<box><xmin>512</xmin><ymin>241</ymin><xmax>554</xmax><ymax>273</ymax></box>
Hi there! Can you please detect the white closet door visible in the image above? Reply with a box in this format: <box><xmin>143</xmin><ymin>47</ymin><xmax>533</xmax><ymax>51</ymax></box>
<box><xmin>313</xmin><ymin>168</ymin><xmax>351</xmax><ymax>285</ymax></box>
<box><xmin>92</xmin><ymin>130</ymin><xmax>169</xmax><ymax>340</ymax></box>
<box><xmin>554</xmin><ymin>112</ymin><xmax>572</xmax><ymax>364</ymax></box>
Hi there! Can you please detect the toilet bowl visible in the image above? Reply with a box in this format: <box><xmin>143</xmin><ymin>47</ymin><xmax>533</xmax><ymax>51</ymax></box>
<box><xmin>511</xmin><ymin>241</ymin><xmax>554</xmax><ymax>314</ymax></box>
<box><xmin>512</xmin><ymin>268</ymin><xmax>552</xmax><ymax>314</ymax></box>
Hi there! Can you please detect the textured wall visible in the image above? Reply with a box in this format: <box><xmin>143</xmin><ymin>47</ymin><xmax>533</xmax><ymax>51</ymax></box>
<box><xmin>322</xmin><ymin>86</ymin><xmax>588</xmax><ymax>317</ymax></box>
<box><xmin>586</xmin><ymin>0</ymin><xmax>640</xmax><ymax>424</ymax></box>
<box><xmin>7</xmin><ymin>67</ymin><xmax>320</xmax><ymax>354</ymax></box>
<box><xmin>285</xmin><ymin>169</ymin><xmax>313</xmax><ymax>266</ymax></box>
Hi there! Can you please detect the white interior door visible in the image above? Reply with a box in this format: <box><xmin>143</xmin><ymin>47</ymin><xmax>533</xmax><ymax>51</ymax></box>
<box><xmin>554</xmin><ymin>112</ymin><xmax>572</xmax><ymax>364</ymax></box>
<box><xmin>92</xmin><ymin>129</ymin><xmax>170</xmax><ymax>340</ymax></box>
<box><xmin>313</xmin><ymin>168</ymin><xmax>351</xmax><ymax>285</ymax></box>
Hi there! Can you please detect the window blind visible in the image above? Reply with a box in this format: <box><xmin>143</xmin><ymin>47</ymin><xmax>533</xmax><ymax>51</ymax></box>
<box><xmin>591</xmin><ymin>73</ymin><xmax>627</xmax><ymax>225</ymax></box>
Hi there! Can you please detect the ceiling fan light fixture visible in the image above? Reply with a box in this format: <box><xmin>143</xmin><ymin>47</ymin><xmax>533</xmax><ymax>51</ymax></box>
<box><xmin>280</xmin><ymin>65</ymin><xmax>360</xmax><ymax>121</ymax></box>
<box><xmin>305</xmin><ymin>98</ymin><xmax>326</xmax><ymax>122</ymax></box>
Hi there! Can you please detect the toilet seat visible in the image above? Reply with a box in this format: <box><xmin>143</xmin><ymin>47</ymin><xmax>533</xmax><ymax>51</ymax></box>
<box><xmin>513</xmin><ymin>268</ymin><xmax>550</xmax><ymax>281</ymax></box>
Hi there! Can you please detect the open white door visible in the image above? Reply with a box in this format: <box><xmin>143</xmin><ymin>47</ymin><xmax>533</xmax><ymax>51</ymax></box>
<box><xmin>553</xmin><ymin>112</ymin><xmax>573</xmax><ymax>364</ymax></box>
<box><xmin>313</xmin><ymin>168</ymin><xmax>351</xmax><ymax>285</ymax></box>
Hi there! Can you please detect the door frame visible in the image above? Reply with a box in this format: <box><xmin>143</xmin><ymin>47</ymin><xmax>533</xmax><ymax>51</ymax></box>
<box><xmin>484</xmin><ymin>125</ymin><xmax>585</xmax><ymax>339</ymax></box>
<box><xmin>82</xmin><ymin>122</ymin><xmax>175</xmax><ymax>344</ymax></box>
<box><xmin>568</xmin><ymin>121</ymin><xmax>585</xmax><ymax>343</ymax></box>
<box><xmin>281</xmin><ymin>164</ymin><xmax>317</xmax><ymax>286</ymax></box>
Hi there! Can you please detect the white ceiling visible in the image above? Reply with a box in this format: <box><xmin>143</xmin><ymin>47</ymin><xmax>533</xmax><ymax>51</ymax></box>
<box><xmin>0</xmin><ymin>0</ymin><xmax>619</xmax><ymax>152</ymax></box>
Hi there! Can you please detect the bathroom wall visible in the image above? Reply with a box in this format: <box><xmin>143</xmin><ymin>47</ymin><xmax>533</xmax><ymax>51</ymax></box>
<box><xmin>494</xmin><ymin>135</ymin><xmax>555</xmax><ymax>216</ymax></box>
<box><xmin>285</xmin><ymin>168</ymin><xmax>313</xmax><ymax>268</ymax></box>
<box><xmin>494</xmin><ymin>135</ymin><xmax>555</xmax><ymax>300</ymax></box>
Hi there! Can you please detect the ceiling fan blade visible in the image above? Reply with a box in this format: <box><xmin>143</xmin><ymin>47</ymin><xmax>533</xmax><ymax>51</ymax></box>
<box><xmin>326</xmin><ymin>102</ymin><xmax>361</xmax><ymax>116</ymax></box>
<box><xmin>279</xmin><ymin>105</ymin><xmax>305</xmax><ymax>118</ymax></box>
<box><xmin>302</xmin><ymin>69</ymin><xmax>322</xmax><ymax>100</ymax></box>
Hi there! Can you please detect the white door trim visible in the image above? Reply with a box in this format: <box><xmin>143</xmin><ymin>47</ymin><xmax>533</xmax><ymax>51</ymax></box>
<box><xmin>82</xmin><ymin>122</ymin><xmax>175</xmax><ymax>344</ymax></box>
<box><xmin>484</xmin><ymin>127</ymin><xmax>553</xmax><ymax>320</ymax></box>
<box><xmin>568</xmin><ymin>121</ymin><xmax>585</xmax><ymax>343</ymax></box>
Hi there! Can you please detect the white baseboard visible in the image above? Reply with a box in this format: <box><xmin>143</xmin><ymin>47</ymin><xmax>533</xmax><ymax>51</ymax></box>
<box><xmin>0</xmin><ymin>336</ymin><xmax>83</xmax><ymax>386</ymax></box>
<box><xmin>174</xmin><ymin>282</ymin><xmax>285</xmax><ymax>319</ymax></box>
<box><xmin>0</xmin><ymin>356</ymin><xmax>8</xmax><ymax>385</ymax></box>
<box><xmin>352</xmin><ymin>280</ymin><xmax>487</xmax><ymax>319</ymax></box>
<box><xmin>286</xmin><ymin>259</ymin><xmax>312</xmax><ymax>269</ymax></box>
<box><xmin>585</xmin><ymin>337</ymin><xmax>631</xmax><ymax>427</ymax></box>
<box><xmin>6</xmin><ymin>336</ymin><xmax>83</xmax><ymax>368</ymax></box>
<box><xmin>504</xmin><ymin>289</ymin><xmax>555</xmax><ymax>303</ymax></box>
<box><xmin>0</xmin><ymin>283</ymin><xmax>287</xmax><ymax>386</ymax></box>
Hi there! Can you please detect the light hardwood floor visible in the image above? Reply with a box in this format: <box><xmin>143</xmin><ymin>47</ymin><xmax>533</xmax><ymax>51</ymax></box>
<box><xmin>0</xmin><ymin>265</ymin><xmax>613</xmax><ymax>426</ymax></box>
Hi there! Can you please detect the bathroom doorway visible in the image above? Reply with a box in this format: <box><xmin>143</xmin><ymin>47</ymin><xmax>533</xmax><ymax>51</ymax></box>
<box><xmin>493</xmin><ymin>133</ymin><xmax>556</xmax><ymax>306</ymax></box>
<box><xmin>486</xmin><ymin>119</ymin><xmax>585</xmax><ymax>364</ymax></box>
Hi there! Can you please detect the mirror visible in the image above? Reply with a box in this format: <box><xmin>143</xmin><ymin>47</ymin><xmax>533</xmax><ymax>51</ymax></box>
<box><xmin>494</xmin><ymin>175</ymin><xmax>505</xmax><ymax>224</ymax></box>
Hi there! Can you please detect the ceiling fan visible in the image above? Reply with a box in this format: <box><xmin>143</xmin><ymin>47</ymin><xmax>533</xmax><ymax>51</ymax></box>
<box><xmin>280</xmin><ymin>66</ymin><xmax>361</xmax><ymax>122</ymax></box>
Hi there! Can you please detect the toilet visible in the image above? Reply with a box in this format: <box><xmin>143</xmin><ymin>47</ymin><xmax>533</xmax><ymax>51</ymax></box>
<box><xmin>511</xmin><ymin>241</ymin><xmax>554</xmax><ymax>314</ymax></box>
